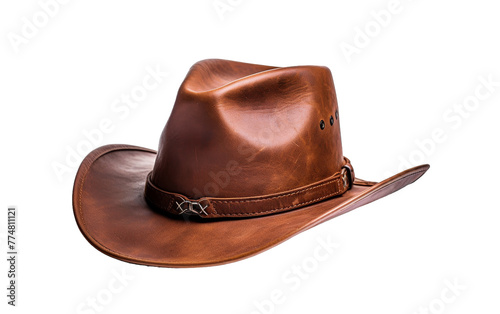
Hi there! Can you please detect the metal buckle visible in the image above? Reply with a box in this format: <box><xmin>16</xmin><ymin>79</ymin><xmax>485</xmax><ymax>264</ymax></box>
<box><xmin>341</xmin><ymin>168</ymin><xmax>349</xmax><ymax>189</ymax></box>
<box><xmin>175</xmin><ymin>197</ymin><xmax>208</xmax><ymax>216</ymax></box>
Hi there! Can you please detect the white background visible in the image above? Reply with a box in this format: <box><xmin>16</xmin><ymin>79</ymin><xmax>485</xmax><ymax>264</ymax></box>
<box><xmin>1</xmin><ymin>0</ymin><xmax>499</xmax><ymax>313</ymax></box>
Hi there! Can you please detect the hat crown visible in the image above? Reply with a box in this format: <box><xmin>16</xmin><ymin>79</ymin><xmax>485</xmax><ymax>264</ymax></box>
<box><xmin>150</xmin><ymin>59</ymin><xmax>344</xmax><ymax>199</ymax></box>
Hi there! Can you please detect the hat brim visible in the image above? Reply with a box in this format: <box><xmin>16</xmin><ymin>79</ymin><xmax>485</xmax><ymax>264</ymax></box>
<box><xmin>73</xmin><ymin>144</ymin><xmax>429</xmax><ymax>268</ymax></box>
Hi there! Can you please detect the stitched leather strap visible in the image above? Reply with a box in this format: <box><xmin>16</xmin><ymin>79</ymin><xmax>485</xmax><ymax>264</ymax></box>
<box><xmin>144</xmin><ymin>157</ymin><xmax>354</xmax><ymax>218</ymax></box>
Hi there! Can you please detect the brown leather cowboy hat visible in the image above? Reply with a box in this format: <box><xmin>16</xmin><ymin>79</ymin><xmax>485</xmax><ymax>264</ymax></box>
<box><xmin>73</xmin><ymin>59</ymin><xmax>429</xmax><ymax>268</ymax></box>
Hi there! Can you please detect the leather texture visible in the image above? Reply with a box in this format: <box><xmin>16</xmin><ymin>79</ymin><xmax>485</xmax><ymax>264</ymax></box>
<box><xmin>72</xmin><ymin>59</ymin><xmax>430</xmax><ymax>267</ymax></box>
<box><xmin>151</xmin><ymin>60</ymin><xmax>344</xmax><ymax>199</ymax></box>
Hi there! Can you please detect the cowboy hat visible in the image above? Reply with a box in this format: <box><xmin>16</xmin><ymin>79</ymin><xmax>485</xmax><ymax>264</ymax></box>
<box><xmin>73</xmin><ymin>59</ymin><xmax>429</xmax><ymax>267</ymax></box>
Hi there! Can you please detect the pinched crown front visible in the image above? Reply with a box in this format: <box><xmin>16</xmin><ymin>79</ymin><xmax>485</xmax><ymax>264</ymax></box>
<box><xmin>144</xmin><ymin>59</ymin><xmax>353</xmax><ymax>218</ymax></box>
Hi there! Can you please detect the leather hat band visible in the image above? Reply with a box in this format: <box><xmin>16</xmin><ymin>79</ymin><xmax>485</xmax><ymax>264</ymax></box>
<box><xmin>144</xmin><ymin>157</ymin><xmax>354</xmax><ymax>219</ymax></box>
